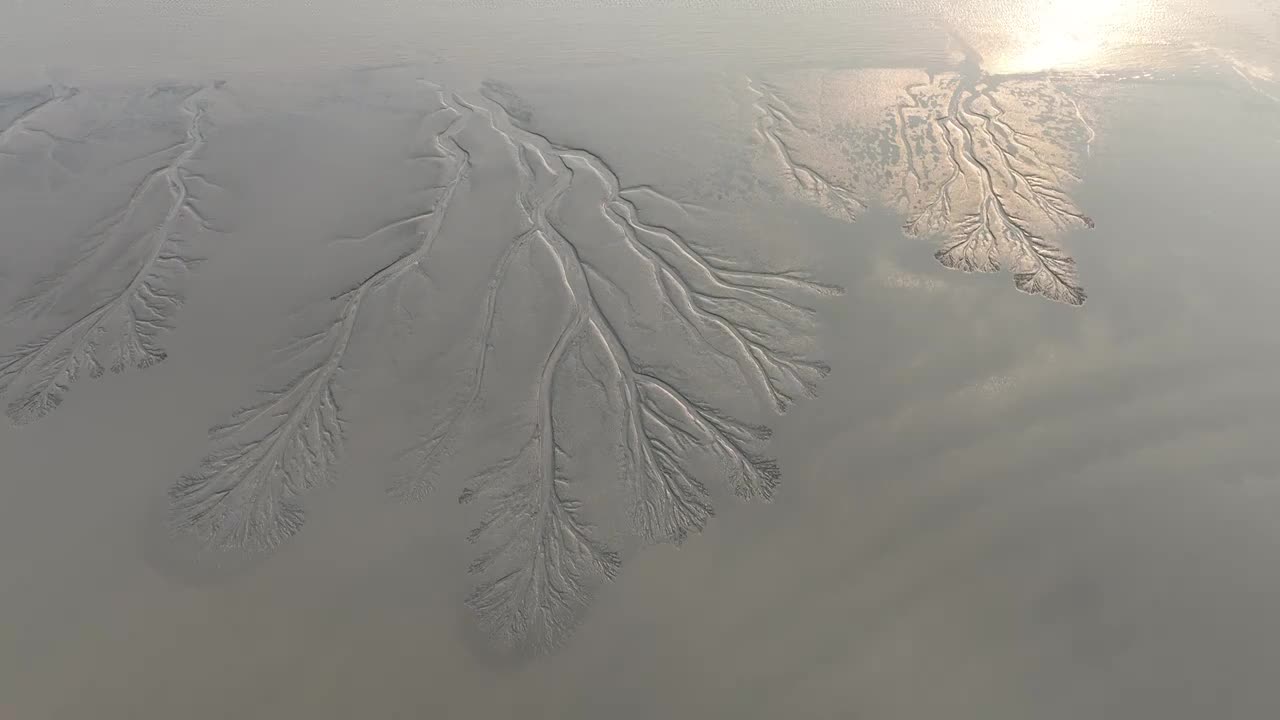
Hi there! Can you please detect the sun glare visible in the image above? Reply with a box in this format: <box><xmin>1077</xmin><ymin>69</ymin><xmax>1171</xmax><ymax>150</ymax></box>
<box><xmin>992</xmin><ymin>0</ymin><xmax>1151</xmax><ymax>74</ymax></box>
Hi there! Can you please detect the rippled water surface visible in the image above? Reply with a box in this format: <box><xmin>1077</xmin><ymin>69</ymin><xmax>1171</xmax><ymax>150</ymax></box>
<box><xmin>1</xmin><ymin>1</ymin><xmax>1278</xmax><ymax>717</ymax></box>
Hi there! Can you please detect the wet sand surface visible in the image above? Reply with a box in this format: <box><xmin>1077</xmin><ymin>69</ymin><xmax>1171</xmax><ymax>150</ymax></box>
<box><xmin>1</xmin><ymin>1</ymin><xmax>1279</xmax><ymax>717</ymax></box>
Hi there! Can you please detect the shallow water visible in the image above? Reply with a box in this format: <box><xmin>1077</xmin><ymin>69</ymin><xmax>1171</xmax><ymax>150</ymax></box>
<box><xmin>1</xmin><ymin>1</ymin><xmax>1279</xmax><ymax>717</ymax></box>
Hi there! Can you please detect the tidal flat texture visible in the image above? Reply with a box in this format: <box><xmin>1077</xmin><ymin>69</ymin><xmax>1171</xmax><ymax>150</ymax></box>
<box><xmin>2</xmin><ymin>1</ymin><xmax>1280</xmax><ymax>718</ymax></box>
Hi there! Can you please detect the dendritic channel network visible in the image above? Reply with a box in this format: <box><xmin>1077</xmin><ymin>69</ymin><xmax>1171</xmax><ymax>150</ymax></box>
<box><xmin>166</xmin><ymin>82</ymin><xmax>840</xmax><ymax>653</ymax></box>
<box><xmin>1</xmin><ymin>84</ymin><xmax>223</xmax><ymax>423</ymax></box>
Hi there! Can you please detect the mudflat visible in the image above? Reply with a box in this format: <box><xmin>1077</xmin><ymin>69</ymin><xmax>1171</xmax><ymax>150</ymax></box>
<box><xmin>1</xmin><ymin>1</ymin><xmax>1278</xmax><ymax>717</ymax></box>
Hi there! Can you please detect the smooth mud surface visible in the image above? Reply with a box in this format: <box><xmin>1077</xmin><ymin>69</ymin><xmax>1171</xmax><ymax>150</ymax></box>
<box><xmin>1</xmin><ymin>1</ymin><xmax>1279</xmax><ymax>717</ymax></box>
